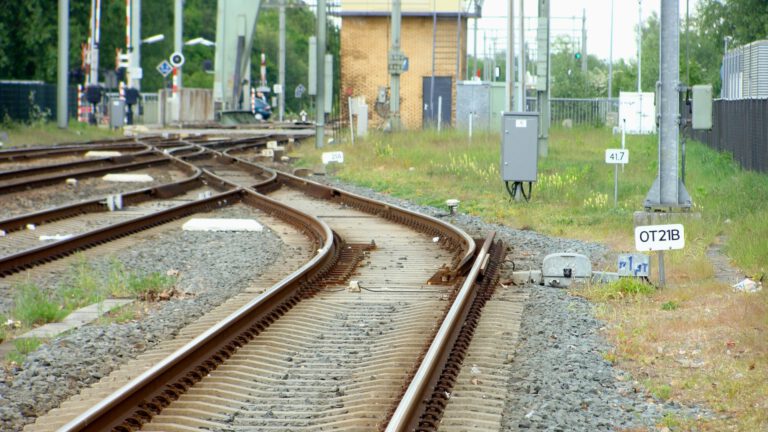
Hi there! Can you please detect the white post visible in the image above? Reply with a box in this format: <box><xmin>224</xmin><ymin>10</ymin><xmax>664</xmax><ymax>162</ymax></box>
<box><xmin>468</xmin><ymin>113</ymin><xmax>473</xmax><ymax>142</ymax></box>
<box><xmin>348</xmin><ymin>97</ymin><xmax>355</xmax><ymax>144</ymax></box>
<box><xmin>437</xmin><ymin>96</ymin><xmax>442</xmax><ymax>132</ymax></box>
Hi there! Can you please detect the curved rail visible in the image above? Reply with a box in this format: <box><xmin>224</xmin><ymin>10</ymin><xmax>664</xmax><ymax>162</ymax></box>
<box><xmin>0</xmin><ymin>143</ymin><xmax>154</xmax><ymax>182</ymax></box>
<box><xmin>58</xmin><ymin>191</ymin><xmax>336</xmax><ymax>432</ymax></box>
<box><xmin>385</xmin><ymin>232</ymin><xmax>498</xmax><ymax>431</ymax></box>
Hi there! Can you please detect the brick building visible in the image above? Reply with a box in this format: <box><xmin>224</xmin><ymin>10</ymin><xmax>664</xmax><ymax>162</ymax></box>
<box><xmin>339</xmin><ymin>1</ymin><xmax>475</xmax><ymax>129</ymax></box>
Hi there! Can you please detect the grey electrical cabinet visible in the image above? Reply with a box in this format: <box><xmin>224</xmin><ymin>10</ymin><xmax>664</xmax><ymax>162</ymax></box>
<box><xmin>501</xmin><ymin>112</ymin><xmax>539</xmax><ymax>182</ymax></box>
<box><xmin>109</xmin><ymin>100</ymin><xmax>125</xmax><ymax>128</ymax></box>
<box><xmin>691</xmin><ymin>84</ymin><xmax>713</xmax><ymax>130</ymax></box>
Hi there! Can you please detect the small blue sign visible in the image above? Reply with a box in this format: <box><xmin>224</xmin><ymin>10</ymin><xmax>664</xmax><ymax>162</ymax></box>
<box><xmin>618</xmin><ymin>253</ymin><xmax>650</xmax><ymax>277</ymax></box>
<box><xmin>402</xmin><ymin>57</ymin><xmax>409</xmax><ymax>72</ymax></box>
<box><xmin>156</xmin><ymin>60</ymin><xmax>173</xmax><ymax>78</ymax></box>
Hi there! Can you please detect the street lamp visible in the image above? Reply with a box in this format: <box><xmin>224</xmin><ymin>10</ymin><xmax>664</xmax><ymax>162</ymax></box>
<box><xmin>185</xmin><ymin>37</ymin><xmax>215</xmax><ymax>47</ymax></box>
<box><xmin>142</xmin><ymin>34</ymin><xmax>165</xmax><ymax>44</ymax></box>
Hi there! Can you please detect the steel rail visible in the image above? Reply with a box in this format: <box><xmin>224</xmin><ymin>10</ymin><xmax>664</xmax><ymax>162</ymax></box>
<box><xmin>0</xmin><ymin>144</ymin><xmax>155</xmax><ymax>182</ymax></box>
<box><xmin>385</xmin><ymin>231</ymin><xmax>497</xmax><ymax>432</ymax></box>
<box><xmin>0</xmin><ymin>159</ymin><xmax>212</xmax><ymax>236</ymax></box>
<box><xmin>217</xmin><ymin>147</ymin><xmax>475</xmax><ymax>275</ymax></box>
<box><xmin>0</xmin><ymin>152</ymin><xmax>172</xmax><ymax>195</ymax></box>
<box><xmin>276</xmin><ymin>170</ymin><xmax>476</xmax><ymax>278</ymax></box>
<box><xmin>0</xmin><ymin>188</ymin><xmax>244</xmax><ymax>277</ymax></box>
<box><xmin>0</xmin><ymin>139</ymin><xmax>140</xmax><ymax>161</ymax></box>
<box><xmin>58</xmin><ymin>190</ymin><xmax>336</xmax><ymax>432</ymax></box>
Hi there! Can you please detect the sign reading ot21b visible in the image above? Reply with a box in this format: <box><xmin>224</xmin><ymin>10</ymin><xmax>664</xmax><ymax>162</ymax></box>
<box><xmin>634</xmin><ymin>224</ymin><xmax>685</xmax><ymax>251</ymax></box>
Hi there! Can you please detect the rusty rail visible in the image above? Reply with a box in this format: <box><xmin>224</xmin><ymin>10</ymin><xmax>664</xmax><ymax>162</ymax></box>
<box><xmin>385</xmin><ymin>231</ymin><xmax>498</xmax><ymax>431</ymax></box>
<box><xmin>58</xmin><ymin>190</ymin><xmax>335</xmax><ymax>432</ymax></box>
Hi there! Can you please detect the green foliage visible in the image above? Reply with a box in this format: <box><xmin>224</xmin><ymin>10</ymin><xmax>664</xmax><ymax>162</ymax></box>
<box><xmin>106</xmin><ymin>260</ymin><xmax>176</xmax><ymax>299</ymax></box>
<box><xmin>6</xmin><ymin>337</ymin><xmax>43</xmax><ymax>364</ymax></box>
<box><xmin>0</xmin><ymin>1</ymin><xmax>337</xmax><ymax>117</ymax></box>
<box><xmin>13</xmin><ymin>283</ymin><xmax>65</xmax><ymax>326</ymax></box>
<box><xmin>648</xmin><ymin>382</ymin><xmax>673</xmax><ymax>401</ymax></box>
<box><xmin>661</xmin><ymin>301</ymin><xmax>679</xmax><ymax>311</ymax></box>
<box><xmin>587</xmin><ymin>278</ymin><xmax>656</xmax><ymax>301</ymax></box>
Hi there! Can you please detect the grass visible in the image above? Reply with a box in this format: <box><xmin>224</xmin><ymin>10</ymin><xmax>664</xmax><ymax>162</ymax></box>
<box><xmin>291</xmin><ymin>126</ymin><xmax>768</xmax><ymax>430</ymax></box>
<box><xmin>13</xmin><ymin>282</ymin><xmax>66</xmax><ymax>326</ymax></box>
<box><xmin>0</xmin><ymin>119</ymin><xmax>123</xmax><ymax>148</ymax></box>
<box><xmin>3</xmin><ymin>257</ymin><xmax>178</xmax><ymax>360</ymax></box>
<box><xmin>6</xmin><ymin>337</ymin><xmax>43</xmax><ymax>365</ymax></box>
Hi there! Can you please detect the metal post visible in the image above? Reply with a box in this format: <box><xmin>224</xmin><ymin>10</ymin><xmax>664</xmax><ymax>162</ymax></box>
<box><xmin>130</xmin><ymin>0</ymin><xmax>141</xmax><ymax>90</ymax></box>
<box><xmin>430</xmin><ymin>5</ymin><xmax>436</xmax><ymax>126</ymax></box>
<box><xmin>278</xmin><ymin>0</ymin><xmax>286</xmax><ymax>122</ymax></box>
<box><xmin>581</xmin><ymin>9</ymin><xmax>587</xmax><ymax>74</ymax></box>
<box><xmin>637</xmin><ymin>0</ymin><xmax>642</xmax><ymax>93</ymax></box>
<box><xmin>614</xmin><ymin>164</ymin><xmax>618</xmax><ymax>207</ymax></box>
<box><xmin>174</xmin><ymin>0</ymin><xmax>183</xmax><ymax>89</ymax></box>
<box><xmin>608</xmin><ymin>0</ymin><xmax>614</xmax><ymax>98</ymax></box>
<box><xmin>643</xmin><ymin>0</ymin><xmax>691</xmax><ymax>209</ymax></box>
<box><xmin>473</xmin><ymin>5</ymin><xmax>478</xmax><ymax>78</ymax></box>
<box><xmin>517</xmin><ymin>0</ymin><xmax>525</xmax><ymax>111</ymax></box>
<box><xmin>437</xmin><ymin>95</ymin><xmax>442</xmax><ymax>132</ymax></box>
<box><xmin>58</xmin><ymin>0</ymin><xmax>69</xmax><ymax>129</ymax></box>
<box><xmin>316</xmin><ymin>0</ymin><xmax>326</xmax><ymax>148</ymax></box>
<box><xmin>658</xmin><ymin>251</ymin><xmax>666</xmax><ymax>287</ymax></box>
<box><xmin>506</xmin><ymin>0</ymin><xmax>514</xmax><ymax>112</ymax></box>
<box><xmin>537</xmin><ymin>0</ymin><xmax>550</xmax><ymax>157</ymax></box>
<box><xmin>387</xmin><ymin>0</ymin><xmax>402</xmax><ymax>131</ymax></box>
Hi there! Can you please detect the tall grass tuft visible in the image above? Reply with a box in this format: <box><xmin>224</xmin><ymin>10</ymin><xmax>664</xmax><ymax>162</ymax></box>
<box><xmin>13</xmin><ymin>283</ymin><xmax>65</xmax><ymax>326</ymax></box>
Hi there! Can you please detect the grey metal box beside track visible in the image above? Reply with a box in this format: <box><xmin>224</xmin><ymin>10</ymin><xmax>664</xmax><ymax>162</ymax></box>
<box><xmin>109</xmin><ymin>100</ymin><xmax>125</xmax><ymax>128</ymax></box>
<box><xmin>501</xmin><ymin>112</ymin><xmax>539</xmax><ymax>182</ymax></box>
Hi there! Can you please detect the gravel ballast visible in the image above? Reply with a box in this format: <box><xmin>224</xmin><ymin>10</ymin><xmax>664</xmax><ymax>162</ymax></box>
<box><xmin>0</xmin><ymin>176</ymin><xmax>707</xmax><ymax>431</ymax></box>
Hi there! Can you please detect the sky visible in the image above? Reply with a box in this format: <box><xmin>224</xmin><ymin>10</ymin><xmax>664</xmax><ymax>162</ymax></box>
<box><xmin>470</xmin><ymin>0</ymin><xmax>701</xmax><ymax>62</ymax></box>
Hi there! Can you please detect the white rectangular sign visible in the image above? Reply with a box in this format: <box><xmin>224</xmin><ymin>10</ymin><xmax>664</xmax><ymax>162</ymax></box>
<box><xmin>322</xmin><ymin>151</ymin><xmax>344</xmax><ymax>165</ymax></box>
<box><xmin>635</xmin><ymin>224</ymin><xmax>685</xmax><ymax>251</ymax></box>
<box><xmin>605</xmin><ymin>149</ymin><xmax>629</xmax><ymax>164</ymax></box>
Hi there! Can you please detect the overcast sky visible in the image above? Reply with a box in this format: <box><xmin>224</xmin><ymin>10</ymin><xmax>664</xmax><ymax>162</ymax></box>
<box><xmin>469</xmin><ymin>0</ymin><xmax>701</xmax><ymax>62</ymax></box>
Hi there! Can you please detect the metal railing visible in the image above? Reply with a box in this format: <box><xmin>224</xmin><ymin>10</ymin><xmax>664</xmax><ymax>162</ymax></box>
<box><xmin>527</xmin><ymin>97</ymin><xmax>619</xmax><ymax>127</ymax></box>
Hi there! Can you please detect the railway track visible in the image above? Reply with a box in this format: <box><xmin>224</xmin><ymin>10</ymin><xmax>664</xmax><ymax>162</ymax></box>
<box><xmin>4</xmin><ymin>134</ymin><xmax>525</xmax><ymax>431</ymax></box>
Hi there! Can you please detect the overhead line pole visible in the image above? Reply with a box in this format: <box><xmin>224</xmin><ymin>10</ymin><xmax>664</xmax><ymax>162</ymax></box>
<box><xmin>506</xmin><ymin>0</ymin><xmax>514</xmax><ymax>112</ymax></box>
<box><xmin>517</xmin><ymin>0</ymin><xmax>524</xmax><ymax>111</ymax></box>
<box><xmin>279</xmin><ymin>0</ymin><xmax>286</xmax><ymax>122</ymax></box>
<box><xmin>174</xmin><ymin>0</ymin><xmax>183</xmax><ymax>89</ymax></box>
<box><xmin>315</xmin><ymin>0</ymin><xmax>326</xmax><ymax>148</ymax></box>
<box><xmin>608</xmin><ymin>0</ymin><xmax>614</xmax><ymax>98</ymax></box>
<box><xmin>58</xmin><ymin>0</ymin><xmax>69</xmax><ymax>129</ymax></box>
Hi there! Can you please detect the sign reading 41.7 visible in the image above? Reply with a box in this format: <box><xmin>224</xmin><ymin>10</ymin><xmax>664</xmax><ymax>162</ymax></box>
<box><xmin>605</xmin><ymin>149</ymin><xmax>629</xmax><ymax>164</ymax></box>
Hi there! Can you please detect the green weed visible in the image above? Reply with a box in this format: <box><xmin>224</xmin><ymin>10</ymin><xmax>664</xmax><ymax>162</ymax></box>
<box><xmin>661</xmin><ymin>301</ymin><xmax>679</xmax><ymax>311</ymax></box>
<box><xmin>6</xmin><ymin>337</ymin><xmax>43</xmax><ymax>364</ymax></box>
<box><xmin>584</xmin><ymin>278</ymin><xmax>655</xmax><ymax>301</ymax></box>
<box><xmin>13</xmin><ymin>283</ymin><xmax>65</xmax><ymax>326</ymax></box>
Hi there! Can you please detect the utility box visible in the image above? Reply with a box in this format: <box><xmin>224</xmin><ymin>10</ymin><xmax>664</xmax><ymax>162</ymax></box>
<box><xmin>542</xmin><ymin>253</ymin><xmax>592</xmax><ymax>288</ymax></box>
<box><xmin>691</xmin><ymin>84</ymin><xmax>713</xmax><ymax>130</ymax></box>
<box><xmin>501</xmin><ymin>112</ymin><xmax>539</xmax><ymax>182</ymax></box>
<box><xmin>109</xmin><ymin>100</ymin><xmax>125</xmax><ymax>128</ymax></box>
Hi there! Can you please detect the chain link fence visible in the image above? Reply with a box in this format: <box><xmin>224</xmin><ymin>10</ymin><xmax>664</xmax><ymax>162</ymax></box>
<box><xmin>690</xmin><ymin>98</ymin><xmax>768</xmax><ymax>173</ymax></box>
<box><xmin>0</xmin><ymin>81</ymin><xmax>78</xmax><ymax>123</ymax></box>
<box><xmin>527</xmin><ymin>97</ymin><xmax>618</xmax><ymax>127</ymax></box>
